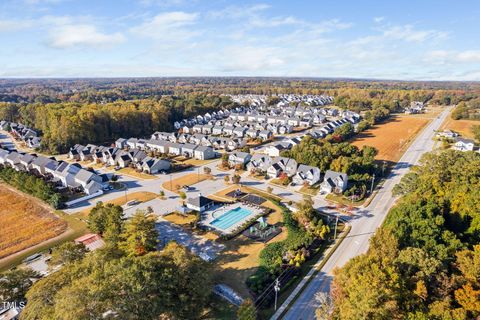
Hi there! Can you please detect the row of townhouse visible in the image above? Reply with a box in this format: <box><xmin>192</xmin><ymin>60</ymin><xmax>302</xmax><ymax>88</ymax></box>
<box><xmin>148</xmin><ymin>132</ymin><xmax>248</xmax><ymax>152</ymax></box>
<box><xmin>308</xmin><ymin>116</ymin><xmax>360</xmax><ymax>139</ymax></box>
<box><xmin>0</xmin><ymin>148</ymin><xmax>105</xmax><ymax>195</ymax></box>
<box><xmin>0</xmin><ymin>120</ymin><xmax>41</xmax><ymax>149</ymax></box>
<box><xmin>228</xmin><ymin>113</ymin><xmax>315</xmax><ymax>127</ymax></box>
<box><xmin>184</xmin><ymin>122</ymin><xmax>277</xmax><ymax>139</ymax></box>
<box><xmin>114</xmin><ymin>138</ymin><xmax>217</xmax><ymax>160</ymax></box>
<box><xmin>68</xmin><ymin>144</ymin><xmax>172</xmax><ymax>174</ymax></box>
<box><xmin>229</xmin><ymin>94</ymin><xmax>334</xmax><ymax>107</ymax></box>
<box><xmin>173</xmin><ymin>109</ymin><xmax>232</xmax><ymax>130</ymax></box>
<box><xmin>228</xmin><ymin>152</ymin><xmax>348</xmax><ymax>193</ymax></box>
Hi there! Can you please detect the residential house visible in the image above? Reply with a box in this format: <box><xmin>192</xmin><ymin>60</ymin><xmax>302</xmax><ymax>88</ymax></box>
<box><xmin>265</xmin><ymin>142</ymin><xmax>292</xmax><ymax>157</ymax></box>
<box><xmin>142</xmin><ymin>158</ymin><xmax>171</xmax><ymax>174</ymax></box>
<box><xmin>246</xmin><ymin>154</ymin><xmax>272</xmax><ymax>173</ymax></box>
<box><xmin>74</xmin><ymin>169</ymin><xmax>103</xmax><ymax>195</ymax></box>
<box><xmin>259</xmin><ymin>130</ymin><xmax>273</xmax><ymax>141</ymax></box>
<box><xmin>246</xmin><ymin>128</ymin><xmax>259</xmax><ymax>139</ymax></box>
<box><xmin>321</xmin><ymin>170</ymin><xmax>348</xmax><ymax>194</ymax></box>
<box><xmin>182</xmin><ymin>144</ymin><xmax>197</xmax><ymax>158</ymax></box>
<box><xmin>168</xmin><ymin>143</ymin><xmax>183</xmax><ymax>156</ymax></box>
<box><xmin>454</xmin><ymin>137</ymin><xmax>475</xmax><ymax>151</ymax></box>
<box><xmin>293</xmin><ymin>165</ymin><xmax>321</xmax><ymax>186</ymax></box>
<box><xmin>126</xmin><ymin>138</ymin><xmax>138</xmax><ymax>150</ymax></box>
<box><xmin>233</xmin><ymin>127</ymin><xmax>247</xmax><ymax>138</ymax></box>
<box><xmin>228</xmin><ymin>151</ymin><xmax>252</xmax><ymax>167</ymax></box>
<box><xmin>267</xmin><ymin>157</ymin><xmax>297</xmax><ymax>178</ymax></box>
<box><xmin>212</xmin><ymin>126</ymin><xmax>224</xmax><ymax>135</ymax></box>
<box><xmin>194</xmin><ymin>146</ymin><xmax>215</xmax><ymax>160</ymax></box>
<box><xmin>115</xmin><ymin>138</ymin><xmax>127</xmax><ymax>149</ymax></box>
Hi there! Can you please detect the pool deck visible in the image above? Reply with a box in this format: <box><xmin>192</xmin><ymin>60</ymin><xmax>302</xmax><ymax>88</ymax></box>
<box><xmin>201</xmin><ymin>203</ymin><xmax>264</xmax><ymax>234</ymax></box>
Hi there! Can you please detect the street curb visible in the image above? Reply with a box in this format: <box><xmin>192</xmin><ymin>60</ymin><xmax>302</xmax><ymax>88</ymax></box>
<box><xmin>271</xmin><ymin>223</ymin><xmax>351</xmax><ymax>320</ymax></box>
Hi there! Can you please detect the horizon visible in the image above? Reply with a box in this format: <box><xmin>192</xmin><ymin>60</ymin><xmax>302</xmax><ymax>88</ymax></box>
<box><xmin>1</xmin><ymin>0</ymin><xmax>480</xmax><ymax>80</ymax></box>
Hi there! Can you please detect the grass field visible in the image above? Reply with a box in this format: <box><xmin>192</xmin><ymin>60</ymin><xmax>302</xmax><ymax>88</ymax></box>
<box><xmin>440</xmin><ymin>116</ymin><xmax>479</xmax><ymax>139</ymax></box>
<box><xmin>0</xmin><ymin>186</ymin><xmax>68</xmax><ymax>259</ymax></box>
<box><xmin>163</xmin><ymin>212</ymin><xmax>197</xmax><ymax>226</ymax></box>
<box><xmin>351</xmin><ymin>116</ymin><xmax>430</xmax><ymax>162</ymax></box>
<box><xmin>162</xmin><ymin>173</ymin><xmax>210</xmax><ymax>192</ymax></box>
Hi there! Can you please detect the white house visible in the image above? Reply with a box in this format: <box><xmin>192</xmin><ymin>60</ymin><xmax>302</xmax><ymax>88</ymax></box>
<box><xmin>453</xmin><ymin>137</ymin><xmax>475</xmax><ymax>151</ymax></box>
<box><xmin>293</xmin><ymin>165</ymin><xmax>321</xmax><ymax>186</ymax></box>
<box><xmin>228</xmin><ymin>151</ymin><xmax>252</xmax><ymax>167</ymax></box>
<box><xmin>321</xmin><ymin>170</ymin><xmax>348</xmax><ymax>194</ymax></box>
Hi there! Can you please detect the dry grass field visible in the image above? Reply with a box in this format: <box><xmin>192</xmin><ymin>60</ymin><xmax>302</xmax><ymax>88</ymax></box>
<box><xmin>440</xmin><ymin>117</ymin><xmax>478</xmax><ymax>139</ymax></box>
<box><xmin>162</xmin><ymin>173</ymin><xmax>210</xmax><ymax>192</ymax></box>
<box><xmin>0</xmin><ymin>186</ymin><xmax>68</xmax><ymax>259</ymax></box>
<box><xmin>352</xmin><ymin>116</ymin><xmax>430</xmax><ymax>163</ymax></box>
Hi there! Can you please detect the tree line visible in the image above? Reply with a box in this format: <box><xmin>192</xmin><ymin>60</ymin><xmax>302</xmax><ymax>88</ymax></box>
<box><xmin>0</xmin><ymin>94</ymin><xmax>235</xmax><ymax>153</ymax></box>
<box><xmin>326</xmin><ymin>150</ymin><xmax>480</xmax><ymax>320</ymax></box>
<box><xmin>0</xmin><ymin>166</ymin><xmax>64</xmax><ymax>208</ymax></box>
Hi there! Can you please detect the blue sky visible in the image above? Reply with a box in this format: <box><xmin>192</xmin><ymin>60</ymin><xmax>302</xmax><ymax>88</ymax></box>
<box><xmin>0</xmin><ymin>0</ymin><xmax>479</xmax><ymax>80</ymax></box>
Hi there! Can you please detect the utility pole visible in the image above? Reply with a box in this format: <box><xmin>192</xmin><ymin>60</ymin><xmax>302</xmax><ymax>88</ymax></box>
<box><xmin>334</xmin><ymin>216</ymin><xmax>339</xmax><ymax>240</ymax></box>
<box><xmin>370</xmin><ymin>173</ymin><xmax>375</xmax><ymax>195</ymax></box>
<box><xmin>274</xmin><ymin>278</ymin><xmax>281</xmax><ymax>311</ymax></box>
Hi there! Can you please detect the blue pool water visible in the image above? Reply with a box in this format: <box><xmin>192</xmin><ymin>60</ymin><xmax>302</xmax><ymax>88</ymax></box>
<box><xmin>211</xmin><ymin>207</ymin><xmax>253</xmax><ymax>230</ymax></box>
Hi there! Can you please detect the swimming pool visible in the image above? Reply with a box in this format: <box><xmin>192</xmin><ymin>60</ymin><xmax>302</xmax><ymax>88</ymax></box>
<box><xmin>211</xmin><ymin>207</ymin><xmax>253</xmax><ymax>230</ymax></box>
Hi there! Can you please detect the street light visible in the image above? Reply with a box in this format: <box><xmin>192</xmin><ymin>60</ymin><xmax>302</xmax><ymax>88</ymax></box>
<box><xmin>370</xmin><ymin>173</ymin><xmax>376</xmax><ymax>195</ymax></box>
<box><xmin>274</xmin><ymin>278</ymin><xmax>281</xmax><ymax>311</ymax></box>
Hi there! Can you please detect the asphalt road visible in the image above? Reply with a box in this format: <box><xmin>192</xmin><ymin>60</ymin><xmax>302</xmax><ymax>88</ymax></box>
<box><xmin>274</xmin><ymin>106</ymin><xmax>452</xmax><ymax>320</ymax></box>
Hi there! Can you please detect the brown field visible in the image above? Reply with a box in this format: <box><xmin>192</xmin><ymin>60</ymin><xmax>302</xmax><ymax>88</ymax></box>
<box><xmin>352</xmin><ymin>116</ymin><xmax>430</xmax><ymax>162</ymax></box>
<box><xmin>0</xmin><ymin>186</ymin><xmax>68</xmax><ymax>259</ymax></box>
<box><xmin>162</xmin><ymin>173</ymin><xmax>210</xmax><ymax>192</ymax></box>
<box><xmin>117</xmin><ymin>167</ymin><xmax>157</xmax><ymax>180</ymax></box>
<box><xmin>440</xmin><ymin>117</ymin><xmax>479</xmax><ymax>139</ymax></box>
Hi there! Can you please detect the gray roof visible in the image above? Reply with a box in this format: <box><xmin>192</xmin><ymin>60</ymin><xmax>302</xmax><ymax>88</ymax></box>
<box><xmin>74</xmin><ymin>169</ymin><xmax>96</xmax><ymax>184</ymax></box>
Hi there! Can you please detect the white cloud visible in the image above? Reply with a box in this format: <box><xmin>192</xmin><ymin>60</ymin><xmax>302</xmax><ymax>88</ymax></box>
<box><xmin>374</xmin><ymin>17</ymin><xmax>385</xmax><ymax>23</ymax></box>
<box><xmin>382</xmin><ymin>25</ymin><xmax>447</xmax><ymax>43</ymax></box>
<box><xmin>47</xmin><ymin>24</ymin><xmax>125</xmax><ymax>48</ymax></box>
<box><xmin>425</xmin><ymin>50</ymin><xmax>480</xmax><ymax>64</ymax></box>
<box><xmin>130</xmin><ymin>11</ymin><xmax>199</xmax><ymax>41</ymax></box>
<box><xmin>220</xmin><ymin>46</ymin><xmax>285</xmax><ymax>72</ymax></box>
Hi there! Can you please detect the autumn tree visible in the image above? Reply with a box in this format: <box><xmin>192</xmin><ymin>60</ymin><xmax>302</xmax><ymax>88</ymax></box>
<box><xmin>120</xmin><ymin>210</ymin><xmax>158</xmax><ymax>256</ymax></box>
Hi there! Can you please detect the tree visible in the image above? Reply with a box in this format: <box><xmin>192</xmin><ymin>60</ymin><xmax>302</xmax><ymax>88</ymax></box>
<box><xmin>22</xmin><ymin>242</ymin><xmax>213</xmax><ymax>320</ymax></box>
<box><xmin>232</xmin><ymin>174</ymin><xmax>241</xmax><ymax>185</ymax></box>
<box><xmin>178</xmin><ymin>191</ymin><xmax>187</xmax><ymax>204</ymax></box>
<box><xmin>0</xmin><ymin>269</ymin><xmax>40</xmax><ymax>304</ymax></box>
<box><xmin>159</xmin><ymin>190</ymin><xmax>165</xmax><ymax>198</ymax></box>
<box><xmin>224</xmin><ymin>175</ymin><xmax>230</xmax><ymax>184</ymax></box>
<box><xmin>267</xmin><ymin>186</ymin><xmax>273</xmax><ymax>194</ymax></box>
<box><xmin>50</xmin><ymin>242</ymin><xmax>88</xmax><ymax>266</ymax></box>
<box><xmin>237</xmin><ymin>299</ymin><xmax>256</xmax><ymax>320</ymax></box>
<box><xmin>472</xmin><ymin>125</ymin><xmax>480</xmax><ymax>143</ymax></box>
<box><xmin>87</xmin><ymin>202</ymin><xmax>124</xmax><ymax>244</ymax></box>
<box><xmin>120</xmin><ymin>210</ymin><xmax>158</xmax><ymax>256</ymax></box>
<box><xmin>203</xmin><ymin>166</ymin><xmax>212</xmax><ymax>175</ymax></box>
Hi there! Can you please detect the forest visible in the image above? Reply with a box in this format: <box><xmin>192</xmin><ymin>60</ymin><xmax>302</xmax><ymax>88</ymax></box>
<box><xmin>0</xmin><ymin>94</ymin><xmax>235</xmax><ymax>153</ymax></box>
<box><xmin>451</xmin><ymin>98</ymin><xmax>480</xmax><ymax>120</ymax></box>
<box><xmin>327</xmin><ymin>150</ymin><xmax>480</xmax><ymax>320</ymax></box>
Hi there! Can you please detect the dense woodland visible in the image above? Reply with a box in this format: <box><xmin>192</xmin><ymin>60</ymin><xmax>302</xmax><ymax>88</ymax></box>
<box><xmin>0</xmin><ymin>78</ymin><xmax>479</xmax><ymax>104</ymax></box>
<box><xmin>327</xmin><ymin>150</ymin><xmax>480</xmax><ymax>320</ymax></box>
<box><xmin>451</xmin><ymin>98</ymin><xmax>480</xmax><ymax>120</ymax></box>
<box><xmin>0</xmin><ymin>95</ymin><xmax>235</xmax><ymax>153</ymax></box>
